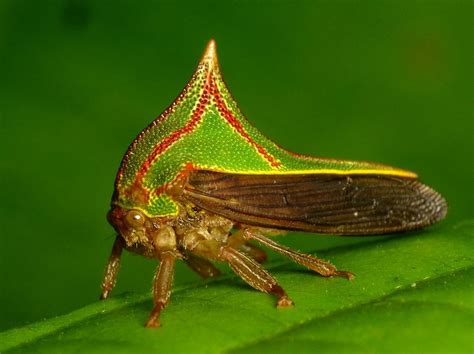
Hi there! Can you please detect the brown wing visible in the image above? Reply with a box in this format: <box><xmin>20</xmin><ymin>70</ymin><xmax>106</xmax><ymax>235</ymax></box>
<box><xmin>181</xmin><ymin>169</ymin><xmax>447</xmax><ymax>235</ymax></box>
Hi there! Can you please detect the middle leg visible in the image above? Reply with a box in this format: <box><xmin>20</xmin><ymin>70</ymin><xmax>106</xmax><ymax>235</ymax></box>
<box><xmin>220</xmin><ymin>246</ymin><xmax>293</xmax><ymax>308</ymax></box>
<box><xmin>184</xmin><ymin>253</ymin><xmax>221</xmax><ymax>278</ymax></box>
<box><xmin>239</xmin><ymin>242</ymin><xmax>268</xmax><ymax>263</ymax></box>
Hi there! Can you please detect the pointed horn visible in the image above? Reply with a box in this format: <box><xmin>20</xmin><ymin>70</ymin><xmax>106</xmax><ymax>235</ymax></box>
<box><xmin>200</xmin><ymin>39</ymin><xmax>219</xmax><ymax>72</ymax></box>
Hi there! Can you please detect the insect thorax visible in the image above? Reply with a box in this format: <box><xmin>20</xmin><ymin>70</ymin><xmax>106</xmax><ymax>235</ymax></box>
<box><xmin>109</xmin><ymin>200</ymin><xmax>235</xmax><ymax>260</ymax></box>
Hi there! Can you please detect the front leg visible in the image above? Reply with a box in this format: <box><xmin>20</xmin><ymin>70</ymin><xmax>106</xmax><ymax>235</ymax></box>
<box><xmin>100</xmin><ymin>235</ymin><xmax>125</xmax><ymax>300</ymax></box>
<box><xmin>146</xmin><ymin>251</ymin><xmax>177</xmax><ymax>328</ymax></box>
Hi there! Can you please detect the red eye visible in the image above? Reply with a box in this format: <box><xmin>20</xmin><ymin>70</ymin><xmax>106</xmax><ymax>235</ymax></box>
<box><xmin>126</xmin><ymin>210</ymin><xmax>145</xmax><ymax>227</ymax></box>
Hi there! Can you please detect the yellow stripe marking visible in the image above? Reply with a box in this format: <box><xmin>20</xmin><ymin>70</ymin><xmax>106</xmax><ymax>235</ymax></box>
<box><xmin>197</xmin><ymin>167</ymin><xmax>418</xmax><ymax>179</ymax></box>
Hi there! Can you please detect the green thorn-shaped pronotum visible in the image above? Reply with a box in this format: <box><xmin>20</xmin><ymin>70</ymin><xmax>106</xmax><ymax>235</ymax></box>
<box><xmin>113</xmin><ymin>39</ymin><xmax>417</xmax><ymax>218</ymax></box>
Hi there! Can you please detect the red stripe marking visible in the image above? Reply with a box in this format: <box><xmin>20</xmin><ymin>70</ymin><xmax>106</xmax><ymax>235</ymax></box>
<box><xmin>134</xmin><ymin>84</ymin><xmax>211</xmax><ymax>184</ymax></box>
<box><xmin>153</xmin><ymin>162</ymin><xmax>195</xmax><ymax>196</ymax></box>
<box><xmin>131</xmin><ymin>68</ymin><xmax>280</xmax><ymax>190</ymax></box>
<box><xmin>210</xmin><ymin>77</ymin><xmax>281</xmax><ymax>168</ymax></box>
<box><xmin>115</xmin><ymin>73</ymin><xmax>200</xmax><ymax>188</ymax></box>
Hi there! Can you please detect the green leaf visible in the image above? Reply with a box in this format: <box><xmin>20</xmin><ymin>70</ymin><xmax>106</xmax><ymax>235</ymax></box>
<box><xmin>1</xmin><ymin>221</ymin><xmax>473</xmax><ymax>354</ymax></box>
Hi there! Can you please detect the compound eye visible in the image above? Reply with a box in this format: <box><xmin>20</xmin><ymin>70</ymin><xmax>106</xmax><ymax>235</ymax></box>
<box><xmin>125</xmin><ymin>210</ymin><xmax>145</xmax><ymax>227</ymax></box>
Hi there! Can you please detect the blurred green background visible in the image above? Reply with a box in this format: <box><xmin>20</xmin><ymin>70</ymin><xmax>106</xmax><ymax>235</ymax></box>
<box><xmin>0</xmin><ymin>0</ymin><xmax>472</xmax><ymax>332</ymax></box>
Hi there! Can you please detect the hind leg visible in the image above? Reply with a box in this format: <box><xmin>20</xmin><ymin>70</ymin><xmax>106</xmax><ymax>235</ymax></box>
<box><xmin>226</xmin><ymin>228</ymin><xmax>268</xmax><ymax>263</ymax></box>
<box><xmin>241</xmin><ymin>227</ymin><xmax>354</xmax><ymax>279</ymax></box>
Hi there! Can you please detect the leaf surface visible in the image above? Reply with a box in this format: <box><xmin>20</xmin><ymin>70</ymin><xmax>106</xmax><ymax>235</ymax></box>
<box><xmin>1</xmin><ymin>221</ymin><xmax>473</xmax><ymax>354</ymax></box>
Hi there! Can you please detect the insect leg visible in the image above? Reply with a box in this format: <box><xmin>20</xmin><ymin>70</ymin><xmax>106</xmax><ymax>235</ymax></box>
<box><xmin>243</xmin><ymin>228</ymin><xmax>354</xmax><ymax>280</ymax></box>
<box><xmin>100</xmin><ymin>235</ymin><xmax>125</xmax><ymax>300</ymax></box>
<box><xmin>220</xmin><ymin>246</ymin><xmax>294</xmax><ymax>308</ymax></box>
<box><xmin>146</xmin><ymin>252</ymin><xmax>177</xmax><ymax>328</ymax></box>
<box><xmin>184</xmin><ymin>253</ymin><xmax>221</xmax><ymax>278</ymax></box>
<box><xmin>227</xmin><ymin>228</ymin><xmax>268</xmax><ymax>263</ymax></box>
<box><xmin>239</xmin><ymin>243</ymin><xmax>268</xmax><ymax>263</ymax></box>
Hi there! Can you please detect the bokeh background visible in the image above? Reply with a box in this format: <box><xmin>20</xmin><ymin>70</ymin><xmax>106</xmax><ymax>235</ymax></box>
<box><xmin>0</xmin><ymin>0</ymin><xmax>472</xmax><ymax>331</ymax></box>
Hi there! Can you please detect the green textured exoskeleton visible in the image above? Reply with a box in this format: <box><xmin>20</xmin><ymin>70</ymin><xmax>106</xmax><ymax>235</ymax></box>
<box><xmin>101</xmin><ymin>40</ymin><xmax>447</xmax><ymax>327</ymax></box>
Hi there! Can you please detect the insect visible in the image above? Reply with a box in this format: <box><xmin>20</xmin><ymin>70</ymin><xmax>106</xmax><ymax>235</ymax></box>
<box><xmin>100</xmin><ymin>39</ymin><xmax>447</xmax><ymax>327</ymax></box>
